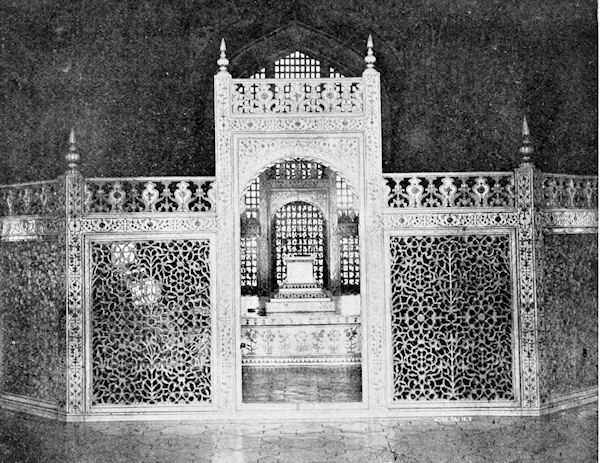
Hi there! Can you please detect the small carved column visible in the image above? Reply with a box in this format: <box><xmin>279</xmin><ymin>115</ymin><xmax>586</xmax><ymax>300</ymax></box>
<box><xmin>515</xmin><ymin>116</ymin><xmax>541</xmax><ymax>409</ymax></box>
<box><xmin>257</xmin><ymin>172</ymin><xmax>270</xmax><ymax>296</ymax></box>
<box><xmin>327</xmin><ymin>173</ymin><xmax>341</xmax><ymax>297</ymax></box>
<box><xmin>214</xmin><ymin>40</ymin><xmax>236</xmax><ymax>412</ymax></box>
<box><xmin>362</xmin><ymin>36</ymin><xmax>387</xmax><ymax>408</ymax></box>
<box><xmin>64</xmin><ymin>128</ymin><xmax>85</xmax><ymax>414</ymax></box>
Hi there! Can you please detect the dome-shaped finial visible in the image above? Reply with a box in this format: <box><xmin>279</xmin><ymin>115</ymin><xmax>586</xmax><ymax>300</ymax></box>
<box><xmin>365</xmin><ymin>34</ymin><xmax>376</xmax><ymax>69</ymax></box>
<box><xmin>65</xmin><ymin>128</ymin><xmax>80</xmax><ymax>174</ymax></box>
<box><xmin>519</xmin><ymin>115</ymin><xmax>534</xmax><ymax>164</ymax></box>
<box><xmin>217</xmin><ymin>38</ymin><xmax>229</xmax><ymax>72</ymax></box>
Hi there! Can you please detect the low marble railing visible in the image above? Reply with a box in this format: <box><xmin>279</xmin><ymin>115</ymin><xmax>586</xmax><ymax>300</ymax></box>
<box><xmin>83</xmin><ymin>177</ymin><xmax>215</xmax><ymax>214</ymax></box>
<box><xmin>231</xmin><ymin>78</ymin><xmax>364</xmax><ymax>114</ymax></box>
<box><xmin>383</xmin><ymin>173</ymin><xmax>515</xmax><ymax>209</ymax></box>
<box><xmin>540</xmin><ymin>173</ymin><xmax>598</xmax><ymax>209</ymax></box>
<box><xmin>0</xmin><ymin>180</ymin><xmax>62</xmax><ymax>217</ymax></box>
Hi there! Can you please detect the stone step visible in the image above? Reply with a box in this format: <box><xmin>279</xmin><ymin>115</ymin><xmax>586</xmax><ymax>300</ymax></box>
<box><xmin>242</xmin><ymin>314</ymin><xmax>360</xmax><ymax>326</ymax></box>
<box><xmin>265</xmin><ymin>298</ymin><xmax>335</xmax><ymax>313</ymax></box>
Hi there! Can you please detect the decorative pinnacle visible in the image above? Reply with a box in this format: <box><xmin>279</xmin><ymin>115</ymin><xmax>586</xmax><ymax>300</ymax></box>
<box><xmin>365</xmin><ymin>34</ymin><xmax>376</xmax><ymax>68</ymax></box>
<box><xmin>217</xmin><ymin>38</ymin><xmax>229</xmax><ymax>72</ymax></box>
<box><xmin>519</xmin><ymin>115</ymin><xmax>534</xmax><ymax>164</ymax></box>
<box><xmin>65</xmin><ymin>127</ymin><xmax>80</xmax><ymax>174</ymax></box>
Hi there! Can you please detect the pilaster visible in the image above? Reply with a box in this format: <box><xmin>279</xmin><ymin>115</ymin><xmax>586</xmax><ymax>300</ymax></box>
<box><xmin>214</xmin><ymin>40</ymin><xmax>236</xmax><ymax>412</ymax></box>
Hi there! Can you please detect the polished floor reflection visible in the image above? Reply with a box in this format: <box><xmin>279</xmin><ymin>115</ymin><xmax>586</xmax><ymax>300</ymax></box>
<box><xmin>0</xmin><ymin>403</ymin><xmax>596</xmax><ymax>462</ymax></box>
<box><xmin>242</xmin><ymin>365</ymin><xmax>362</xmax><ymax>403</ymax></box>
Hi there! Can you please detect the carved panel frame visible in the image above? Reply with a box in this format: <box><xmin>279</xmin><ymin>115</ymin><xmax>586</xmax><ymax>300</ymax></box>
<box><xmin>64</xmin><ymin>190</ymin><xmax>220</xmax><ymax>414</ymax></box>
<box><xmin>215</xmin><ymin>68</ymin><xmax>385</xmax><ymax>411</ymax></box>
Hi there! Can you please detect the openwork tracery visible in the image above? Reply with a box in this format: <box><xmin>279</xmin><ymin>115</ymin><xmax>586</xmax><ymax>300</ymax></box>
<box><xmin>232</xmin><ymin>79</ymin><xmax>363</xmax><ymax>114</ymax></box>
<box><xmin>0</xmin><ymin>180</ymin><xmax>62</xmax><ymax>216</ymax></box>
<box><xmin>389</xmin><ymin>234</ymin><xmax>514</xmax><ymax>401</ymax></box>
<box><xmin>240</xmin><ymin>158</ymin><xmax>360</xmax><ymax>295</ymax></box>
<box><xmin>540</xmin><ymin>173</ymin><xmax>598</xmax><ymax>209</ymax></box>
<box><xmin>84</xmin><ymin>178</ymin><xmax>215</xmax><ymax>214</ymax></box>
<box><xmin>273</xmin><ymin>201</ymin><xmax>326</xmax><ymax>287</ymax></box>
<box><xmin>251</xmin><ymin>51</ymin><xmax>344</xmax><ymax>79</ymax></box>
<box><xmin>90</xmin><ymin>239</ymin><xmax>212</xmax><ymax>406</ymax></box>
<box><xmin>384</xmin><ymin>174</ymin><xmax>515</xmax><ymax>209</ymax></box>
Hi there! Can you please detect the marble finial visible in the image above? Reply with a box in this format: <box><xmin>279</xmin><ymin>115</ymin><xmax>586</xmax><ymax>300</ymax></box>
<box><xmin>66</xmin><ymin>128</ymin><xmax>80</xmax><ymax>174</ymax></box>
<box><xmin>218</xmin><ymin>38</ymin><xmax>229</xmax><ymax>72</ymax></box>
<box><xmin>365</xmin><ymin>34</ymin><xmax>376</xmax><ymax>69</ymax></box>
<box><xmin>519</xmin><ymin>115</ymin><xmax>534</xmax><ymax>164</ymax></box>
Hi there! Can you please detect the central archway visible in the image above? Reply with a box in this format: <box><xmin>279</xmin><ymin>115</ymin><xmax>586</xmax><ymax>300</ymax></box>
<box><xmin>239</xmin><ymin>157</ymin><xmax>362</xmax><ymax>404</ymax></box>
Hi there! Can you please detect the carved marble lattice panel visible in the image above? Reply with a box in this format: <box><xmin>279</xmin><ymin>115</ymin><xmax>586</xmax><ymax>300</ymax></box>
<box><xmin>273</xmin><ymin>201</ymin><xmax>326</xmax><ymax>287</ymax></box>
<box><xmin>389</xmin><ymin>234</ymin><xmax>514</xmax><ymax>401</ymax></box>
<box><xmin>90</xmin><ymin>239</ymin><xmax>212</xmax><ymax>406</ymax></box>
<box><xmin>340</xmin><ymin>235</ymin><xmax>360</xmax><ymax>292</ymax></box>
<box><xmin>537</xmin><ymin>233</ymin><xmax>598</xmax><ymax>403</ymax></box>
<box><xmin>0</xmin><ymin>237</ymin><xmax>66</xmax><ymax>405</ymax></box>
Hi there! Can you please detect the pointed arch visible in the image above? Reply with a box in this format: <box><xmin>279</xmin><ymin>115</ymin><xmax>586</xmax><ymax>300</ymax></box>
<box><xmin>229</xmin><ymin>21</ymin><xmax>365</xmax><ymax>79</ymax></box>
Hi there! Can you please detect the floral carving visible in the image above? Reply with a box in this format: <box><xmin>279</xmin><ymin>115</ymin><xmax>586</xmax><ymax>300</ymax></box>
<box><xmin>515</xmin><ymin>166</ymin><xmax>540</xmax><ymax>408</ymax></box>
<box><xmin>0</xmin><ymin>181</ymin><xmax>62</xmax><ymax>217</ymax></box>
<box><xmin>232</xmin><ymin>79</ymin><xmax>363</xmax><ymax>114</ymax></box>
<box><xmin>384</xmin><ymin>174</ymin><xmax>515</xmax><ymax>209</ymax></box>
<box><xmin>389</xmin><ymin>234</ymin><xmax>514</xmax><ymax>401</ymax></box>
<box><xmin>240</xmin><ymin>323</ymin><xmax>361</xmax><ymax>364</ymax></box>
<box><xmin>540</xmin><ymin>174</ymin><xmax>597</xmax><ymax>209</ymax></box>
<box><xmin>90</xmin><ymin>239</ymin><xmax>212</xmax><ymax>406</ymax></box>
<box><xmin>84</xmin><ymin>178</ymin><xmax>215</xmax><ymax>214</ymax></box>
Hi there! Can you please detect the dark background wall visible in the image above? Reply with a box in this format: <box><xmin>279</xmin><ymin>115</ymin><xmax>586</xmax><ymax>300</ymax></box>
<box><xmin>0</xmin><ymin>0</ymin><xmax>596</xmax><ymax>183</ymax></box>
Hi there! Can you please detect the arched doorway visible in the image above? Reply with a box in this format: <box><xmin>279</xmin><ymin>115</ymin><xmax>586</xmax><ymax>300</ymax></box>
<box><xmin>239</xmin><ymin>158</ymin><xmax>362</xmax><ymax>403</ymax></box>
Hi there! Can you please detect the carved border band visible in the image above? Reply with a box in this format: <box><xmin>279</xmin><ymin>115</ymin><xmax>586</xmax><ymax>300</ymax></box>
<box><xmin>536</xmin><ymin>210</ymin><xmax>598</xmax><ymax>230</ymax></box>
<box><xmin>78</xmin><ymin>215</ymin><xmax>218</xmax><ymax>233</ymax></box>
<box><xmin>362</xmin><ymin>68</ymin><xmax>386</xmax><ymax>407</ymax></box>
<box><xmin>231</xmin><ymin>116</ymin><xmax>365</xmax><ymax>133</ymax></box>
<box><xmin>0</xmin><ymin>216</ymin><xmax>64</xmax><ymax>241</ymax></box>
<box><xmin>382</xmin><ymin>211</ymin><xmax>518</xmax><ymax>229</ymax></box>
<box><xmin>66</xmin><ymin>174</ymin><xmax>84</xmax><ymax>413</ymax></box>
<box><xmin>515</xmin><ymin>166</ymin><xmax>540</xmax><ymax>408</ymax></box>
<box><xmin>214</xmin><ymin>71</ymin><xmax>236</xmax><ymax>411</ymax></box>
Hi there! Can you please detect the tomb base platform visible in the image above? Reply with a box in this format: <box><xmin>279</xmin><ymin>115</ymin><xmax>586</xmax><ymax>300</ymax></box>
<box><xmin>265</xmin><ymin>297</ymin><xmax>335</xmax><ymax>313</ymax></box>
<box><xmin>241</xmin><ymin>314</ymin><xmax>361</xmax><ymax>366</ymax></box>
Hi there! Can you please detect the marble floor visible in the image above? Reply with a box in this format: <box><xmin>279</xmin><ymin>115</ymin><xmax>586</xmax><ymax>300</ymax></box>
<box><xmin>0</xmin><ymin>403</ymin><xmax>596</xmax><ymax>462</ymax></box>
<box><xmin>242</xmin><ymin>365</ymin><xmax>362</xmax><ymax>402</ymax></box>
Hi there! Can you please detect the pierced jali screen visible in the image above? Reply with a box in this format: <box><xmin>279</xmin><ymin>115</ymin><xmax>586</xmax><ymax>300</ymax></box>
<box><xmin>90</xmin><ymin>239</ymin><xmax>212</xmax><ymax>406</ymax></box>
<box><xmin>273</xmin><ymin>201</ymin><xmax>325</xmax><ymax>287</ymax></box>
<box><xmin>389</xmin><ymin>234</ymin><xmax>514</xmax><ymax>401</ymax></box>
<box><xmin>340</xmin><ymin>235</ymin><xmax>360</xmax><ymax>291</ymax></box>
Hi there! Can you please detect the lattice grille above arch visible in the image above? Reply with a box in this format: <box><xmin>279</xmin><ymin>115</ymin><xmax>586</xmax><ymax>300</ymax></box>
<box><xmin>251</xmin><ymin>51</ymin><xmax>344</xmax><ymax>79</ymax></box>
